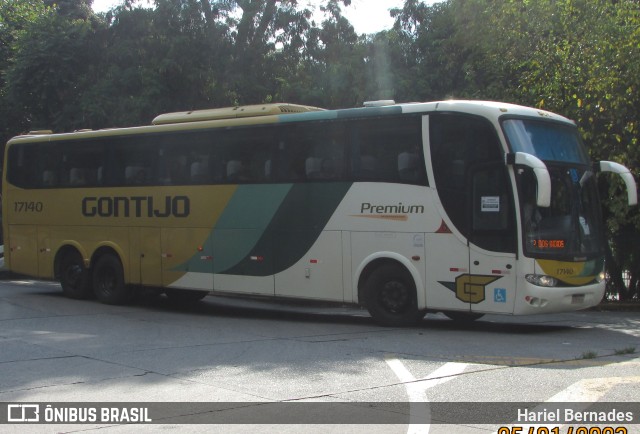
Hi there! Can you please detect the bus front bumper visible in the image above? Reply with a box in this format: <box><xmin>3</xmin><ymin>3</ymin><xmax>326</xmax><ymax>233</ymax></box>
<box><xmin>513</xmin><ymin>280</ymin><xmax>605</xmax><ymax>315</ymax></box>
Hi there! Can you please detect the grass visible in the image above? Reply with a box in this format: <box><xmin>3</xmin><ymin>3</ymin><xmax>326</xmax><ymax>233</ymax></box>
<box><xmin>580</xmin><ymin>351</ymin><xmax>598</xmax><ymax>359</ymax></box>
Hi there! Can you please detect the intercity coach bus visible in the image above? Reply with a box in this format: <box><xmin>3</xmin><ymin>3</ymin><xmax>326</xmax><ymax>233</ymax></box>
<box><xmin>2</xmin><ymin>100</ymin><xmax>637</xmax><ymax>325</ymax></box>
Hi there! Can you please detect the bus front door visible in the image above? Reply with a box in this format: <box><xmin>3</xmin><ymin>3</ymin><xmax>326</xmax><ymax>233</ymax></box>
<box><xmin>468</xmin><ymin>247</ymin><xmax>516</xmax><ymax>314</ymax></box>
<box><xmin>468</xmin><ymin>164</ymin><xmax>517</xmax><ymax>314</ymax></box>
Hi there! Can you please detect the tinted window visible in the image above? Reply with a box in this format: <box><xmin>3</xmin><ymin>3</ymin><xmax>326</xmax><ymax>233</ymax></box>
<box><xmin>503</xmin><ymin>119</ymin><xmax>589</xmax><ymax>164</ymax></box>
<box><xmin>274</xmin><ymin>121</ymin><xmax>346</xmax><ymax>182</ymax></box>
<box><xmin>8</xmin><ymin>144</ymin><xmax>38</xmax><ymax>188</ymax></box>
<box><xmin>6</xmin><ymin>115</ymin><xmax>428</xmax><ymax>189</ymax></box>
<box><xmin>351</xmin><ymin>115</ymin><xmax>426</xmax><ymax>185</ymax></box>
<box><xmin>430</xmin><ymin>113</ymin><xmax>515</xmax><ymax>252</ymax></box>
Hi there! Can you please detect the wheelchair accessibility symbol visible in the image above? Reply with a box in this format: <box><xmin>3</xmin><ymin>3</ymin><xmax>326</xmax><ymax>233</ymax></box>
<box><xmin>494</xmin><ymin>288</ymin><xmax>507</xmax><ymax>303</ymax></box>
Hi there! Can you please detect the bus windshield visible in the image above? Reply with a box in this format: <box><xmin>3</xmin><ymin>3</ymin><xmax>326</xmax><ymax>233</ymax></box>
<box><xmin>503</xmin><ymin>119</ymin><xmax>590</xmax><ymax>164</ymax></box>
<box><xmin>503</xmin><ymin>119</ymin><xmax>603</xmax><ymax>260</ymax></box>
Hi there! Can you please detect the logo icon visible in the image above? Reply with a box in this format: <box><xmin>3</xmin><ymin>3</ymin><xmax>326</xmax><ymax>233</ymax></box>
<box><xmin>7</xmin><ymin>404</ymin><xmax>40</xmax><ymax>422</ymax></box>
<box><xmin>439</xmin><ymin>274</ymin><xmax>503</xmax><ymax>304</ymax></box>
<box><xmin>494</xmin><ymin>288</ymin><xmax>507</xmax><ymax>303</ymax></box>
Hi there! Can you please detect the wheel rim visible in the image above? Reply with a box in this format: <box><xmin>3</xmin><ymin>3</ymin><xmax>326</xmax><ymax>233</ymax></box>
<box><xmin>96</xmin><ymin>267</ymin><xmax>117</xmax><ymax>297</ymax></box>
<box><xmin>379</xmin><ymin>280</ymin><xmax>411</xmax><ymax>314</ymax></box>
<box><xmin>64</xmin><ymin>264</ymin><xmax>83</xmax><ymax>289</ymax></box>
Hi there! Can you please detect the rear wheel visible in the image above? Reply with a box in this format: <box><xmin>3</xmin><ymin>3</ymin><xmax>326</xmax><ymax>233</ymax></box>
<box><xmin>92</xmin><ymin>254</ymin><xmax>130</xmax><ymax>305</ymax></box>
<box><xmin>363</xmin><ymin>264</ymin><xmax>424</xmax><ymax>326</ymax></box>
<box><xmin>59</xmin><ymin>251</ymin><xmax>91</xmax><ymax>299</ymax></box>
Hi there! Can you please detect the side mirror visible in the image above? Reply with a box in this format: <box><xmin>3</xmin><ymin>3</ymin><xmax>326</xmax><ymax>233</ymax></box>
<box><xmin>506</xmin><ymin>152</ymin><xmax>551</xmax><ymax>207</ymax></box>
<box><xmin>598</xmin><ymin>161</ymin><xmax>638</xmax><ymax>206</ymax></box>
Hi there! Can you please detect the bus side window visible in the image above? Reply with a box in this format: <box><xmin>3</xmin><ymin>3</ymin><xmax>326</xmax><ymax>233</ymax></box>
<box><xmin>112</xmin><ymin>138</ymin><xmax>155</xmax><ymax>186</ymax></box>
<box><xmin>125</xmin><ymin>166</ymin><xmax>148</xmax><ymax>185</ymax></box>
<box><xmin>294</xmin><ymin>122</ymin><xmax>345</xmax><ymax>182</ymax></box>
<box><xmin>359</xmin><ymin>155</ymin><xmax>377</xmax><ymax>179</ymax></box>
<box><xmin>58</xmin><ymin>140</ymin><xmax>106</xmax><ymax>188</ymax></box>
<box><xmin>430</xmin><ymin>113</ymin><xmax>513</xmax><ymax>251</ymax></box>
<box><xmin>227</xmin><ymin>160</ymin><xmax>248</xmax><ymax>182</ymax></box>
<box><xmin>42</xmin><ymin>170</ymin><xmax>57</xmax><ymax>187</ymax></box>
<box><xmin>264</xmin><ymin>159</ymin><xmax>273</xmax><ymax>181</ymax></box>
<box><xmin>351</xmin><ymin>116</ymin><xmax>425</xmax><ymax>185</ymax></box>
<box><xmin>38</xmin><ymin>146</ymin><xmax>63</xmax><ymax>188</ymax></box>
<box><xmin>305</xmin><ymin>157</ymin><xmax>322</xmax><ymax>179</ymax></box>
<box><xmin>69</xmin><ymin>168</ymin><xmax>86</xmax><ymax>186</ymax></box>
<box><xmin>470</xmin><ymin>164</ymin><xmax>516</xmax><ymax>252</ymax></box>
<box><xmin>190</xmin><ymin>161</ymin><xmax>209</xmax><ymax>183</ymax></box>
<box><xmin>398</xmin><ymin>151</ymin><xmax>420</xmax><ymax>182</ymax></box>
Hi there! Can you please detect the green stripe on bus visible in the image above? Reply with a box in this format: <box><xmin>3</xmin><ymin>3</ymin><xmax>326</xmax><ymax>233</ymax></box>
<box><xmin>174</xmin><ymin>184</ymin><xmax>292</xmax><ymax>273</ymax></box>
<box><xmin>222</xmin><ymin>182</ymin><xmax>352</xmax><ymax>276</ymax></box>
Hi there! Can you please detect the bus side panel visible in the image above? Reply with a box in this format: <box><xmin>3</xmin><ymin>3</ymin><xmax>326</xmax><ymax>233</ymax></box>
<box><xmin>139</xmin><ymin>227</ymin><xmax>163</xmax><ymax>287</ymax></box>
<box><xmin>469</xmin><ymin>246</ymin><xmax>516</xmax><ymax>314</ymax></box>
<box><xmin>351</xmin><ymin>231</ymin><xmax>427</xmax><ymax>308</ymax></box>
<box><xmin>128</xmin><ymin>228</ymin><xmax>142</xmax><ymax>285</ymax></box>
<box><xmin>161</xmin><ymin>227</ymin><xmax>213</xmax><ymax>289</ymax></box>
<box><xmin>274</xmin><ymin>230</ymin><xmax>343</xmax><ymax>301</ymax></box>
<box><xmin>213</xmin><ymin>228</ymin><xmax>274</xmax><ymax>295</ymax></box>
<box><xmin>37</xmin><ymin>227</ymin><xmax>54</xmax><ymax>279</ymax></box>
<box><xmin>7</xmin><ymin>225</ymin><xmax>38</xmax><ymax>277</ymax></box>
<box><xmin>342</xmin><ymin>231</ymin><xmax>354</xmax><ymax>303</ymax></box>
<box><xmin>423</xmin><ymin>232</ymin><xmax>473</xmax><ymax>312</ymax></box>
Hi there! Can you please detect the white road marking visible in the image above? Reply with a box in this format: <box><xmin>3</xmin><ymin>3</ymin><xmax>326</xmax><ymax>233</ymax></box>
<box><xmin>493</xmin><ymin>374</ymin><xmax>640</xmax><ymax>434</ymax></box>
<box><xmin>548</xmin><ymin>376</ymin><xmax>640</xmax><ymax>402</ymax></box>
<box><xmin>385</xmin><ymin>354</ymin><xmax>468</xmax><ymax>434</ymax></box>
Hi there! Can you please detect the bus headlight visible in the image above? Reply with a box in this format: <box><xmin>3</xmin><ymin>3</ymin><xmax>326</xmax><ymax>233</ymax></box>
<box><xmin>526</xmin><ymin>274</ymin><xmax>558</xmax><ymax>287</ymax></box>
<box><xmin>596</xmin><ymin>270</ymin><xmax>606</xmax><ymax>283</ymax></box>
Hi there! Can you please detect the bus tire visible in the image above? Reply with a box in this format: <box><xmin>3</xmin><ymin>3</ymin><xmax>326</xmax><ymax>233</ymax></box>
<box><xmin>443</xmin><ymin>311</ymin><xmax>484</xmax><ymax>322</ymax></box>
<box><xmin>59</xmin><ymin>251</ymin><xmax>91</xmax><ymax>299</ymax></box>
<box><xmin>363</xmin><ymin>263</ymin><xmax>423</xmax><ymax>326</ymax></box>
<box><xmin>165</xmin><ymin>289</ymin><xmax>209</xmax><ymax>304</ymax></box>
<box><xmin>92</xmin><ymin>254</ymin><xmax>129</xmax><ymax>305</ymax></box>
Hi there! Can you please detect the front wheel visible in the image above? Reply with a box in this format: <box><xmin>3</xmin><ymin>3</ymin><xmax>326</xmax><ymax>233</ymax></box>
<box><xmin>92</xmin><ymin>254</ymin><xmax>130</xmax><ymax>305</ymax></box>
<box><xmin>363</xmin><ymin>264</ymin><xmax>424</xmax><ymax>326</ymax></box>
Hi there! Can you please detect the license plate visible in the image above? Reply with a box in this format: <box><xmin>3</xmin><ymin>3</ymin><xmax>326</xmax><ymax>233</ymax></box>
<box><xmin>571</xmin><ymin>294</ymin><xmax>585</xmax><ymax>304</ymax></box>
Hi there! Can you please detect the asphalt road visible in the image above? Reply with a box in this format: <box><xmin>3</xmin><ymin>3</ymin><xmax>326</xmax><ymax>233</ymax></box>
<box><xmin>1</xmin><ymin>278</ymin><xmax>639</xmax><ymax>433</ymax></box>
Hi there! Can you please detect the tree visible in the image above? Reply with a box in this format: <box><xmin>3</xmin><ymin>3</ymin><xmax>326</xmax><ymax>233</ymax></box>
<box><xmin>1</xmin><ymin>0</ymin><xmax>637</xmax><ymax>300</ymax></box>
<box><xmin>43</xmin><ymin>0</ymin><xmax>94</xmax><ymax>19</ymax></box>
<box><xmin>0</xmin><ymin>0</ymin><xmax>49</xmax><ymax>143</ymax></box>
<box><xmin>3</xmin><ymin>7</ymin><xmax>100</xmax><ymax>132</ymax></box>
<box><xmin>384</xmin><ymin>0</ymin><xmax>639</xmax><ymax>299</ymax></box>
<box><xmin>80</xmin><ymin>0</ymin><xmax>229</xmax><ymax>127</ymax></box>
<box><xmin>460</xmin><ymin>0</ymin><xmax>640</xmax><ymax>299</ymax></box>
<box><xmin>278</xmin><ymin>0</ymin><xmax>369</xmax><ymax>108</ymax></box>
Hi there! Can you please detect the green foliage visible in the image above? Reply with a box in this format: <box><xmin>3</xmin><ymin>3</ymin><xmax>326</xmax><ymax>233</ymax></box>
<box><xmin>5</xmin><ymin>10</ymin><xmax>97</xmax><ymax>131</ymax></box>
<box><xmin>0</xmin><ymin>0</ymin><xmax>50</xmax><ymax>143</ymax></box>
<box><xmin>476</xmin><ymin>0</ymin><xmax>640</xmax><ymax>299</ymax></box>
<box><xmin>0</xmin><ymin>0</ymin><xmax>638</xmax><ymax>298</ymax></box>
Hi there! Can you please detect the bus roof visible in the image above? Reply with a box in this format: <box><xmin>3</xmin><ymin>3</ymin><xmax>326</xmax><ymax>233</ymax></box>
<box><xmin>151</xmin><ymin>103</ymin><xmax>325</xmax><ymax>125</ymax></box>
<box><xmin>7</xmin><ymin>100</ymin><xmax>575</xmax><ymax>144</ymax></box>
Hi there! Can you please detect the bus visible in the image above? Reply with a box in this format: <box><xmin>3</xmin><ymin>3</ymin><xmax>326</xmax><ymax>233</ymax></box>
<box><xmin>2</xmin><ymin>100</ymin><xmax>637</xmax><ymax>326</ymax></box>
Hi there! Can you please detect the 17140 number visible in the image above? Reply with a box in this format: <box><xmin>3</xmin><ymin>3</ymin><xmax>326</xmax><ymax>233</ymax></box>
<box><xmin>14</xmin><ymin>201</ymin><xmax>44</xmax><ymax>213</ymax></box>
